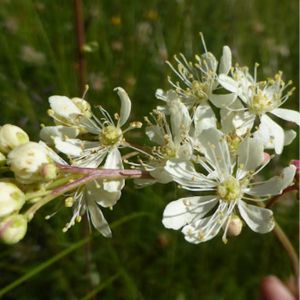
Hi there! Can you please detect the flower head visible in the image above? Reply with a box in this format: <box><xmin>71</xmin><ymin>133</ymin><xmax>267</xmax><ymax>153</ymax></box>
<box><xmin>219</xmin><ymin>66</ymin><xmax>299</xmax><ymax>154</ymax></box>
<box><xmin>0</xmin><ymin>124</ymin><xmax>29</xmax><ymax>154</ymax></box>
<box><xmin>8</xmin><ymin>142</ymin><xmax>55</xmax><ymax>184</ymax></box>
<box><xmin>162</xmin><ymin>128</ymin><xmax>296</xmax><ymax>243</ymax></box>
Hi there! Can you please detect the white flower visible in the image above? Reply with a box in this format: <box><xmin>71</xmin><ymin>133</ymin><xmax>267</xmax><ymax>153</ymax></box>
<box><xmin>161</xmin><ymin>37</ymin><xmax>236</xmax><ymax>108</ymax></box>
<box><xmin>47</xmin><ymin>87</ymin><xmax>136</xmax><ymax>207</ymax></box>
<box><xmin>8</xmin><ymin>142</ymin><xmax>53</xmax><ymax>183</ymax></box>
<box><xmin>162</xmin><ymin>128</ymin><xmax>296</xmax><ymax>244</ymax></box>
<box><xmin>40</xmin><ymin>96</ymin><xmax>93</xmax><ymax>143</ymax></box>
<box><xmin>0</xmin><ymin>124</ymin><xmax>29</xmax><ymax>154</ymax></box>
<box><xmin>40</xmin><ymin>142</ymin><xmax>121</xmax><ymax>237</ymax></box>
<box><xmin>143</xmin><ymin>97</ymin><xmax>193</xmax><ymax>184</ymax></box>
<box><xmin>219</xmin><ymin>67</ymin><xmax>300</xmax><ymax>154</ymax></box>
<box><xmin>0</xmin><ymin>214</ymin><xmax>27</xmax><ymax>244</ymax></box>
<box><xmin>0</xmin><ymin>182</ymin><xmax>25</xmax><ymax>218</ymax></box>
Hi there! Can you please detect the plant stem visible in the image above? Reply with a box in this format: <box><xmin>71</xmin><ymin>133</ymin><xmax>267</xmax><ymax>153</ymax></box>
<box><xmin>74</xmin><ymin>0</ymin><xmax>86</xmax><ymax>95</ymax></box>
<box><xmin>273</xmin><ymin>222</ymin><xmax>299</xmax><ymax>291</ymax></box>
<box><xmin>57</xmin><ymin>164</ymin><xmax>152</xmax><ymax>178</ymax></box>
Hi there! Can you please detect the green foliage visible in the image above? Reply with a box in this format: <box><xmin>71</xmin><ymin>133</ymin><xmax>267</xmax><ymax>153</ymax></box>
<box><xmin>0</xmin><ymin>0</ymin><xmax>298</xmax><ymax>299</ymax></box>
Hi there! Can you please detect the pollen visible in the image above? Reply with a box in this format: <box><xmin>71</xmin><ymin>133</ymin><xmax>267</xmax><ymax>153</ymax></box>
<box><xmin>217</xmin><ymin>176</ymin><xmax>241</xmax><ymax>202</ymax></box>
<box><xmin>250</xmin><ymin>90</ymin><xmax>273</xmax><ymax>115</ymax></box>
<box><xmin>99</xmin><ymin>125</ymin><xmax>122</xmax><ymax>146</ymax></box>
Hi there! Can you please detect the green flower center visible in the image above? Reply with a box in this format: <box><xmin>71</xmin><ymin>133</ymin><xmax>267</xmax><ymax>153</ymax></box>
<box><xmin>99</xmin><ymin>125</ymin><xmax>122</xmax><ymax>146</ymax></box>
<box><xmin>161</xmin><ymin>144</ymin><xmax>177</xmax><ymax>159</ymax></box>
<box><xmin>217</xmin><ymin>176</ymin><xmax>241</xmax><ymax>202</ymax></box>
<box><xmin>190</xmin><ymin>80</ymin><xmax>209</xmax><ymax>102</ymax></box>
<box><xmin>250</xmin><ymin>90</ymin><xmax>273</xmax><ymax>114</ymax></box>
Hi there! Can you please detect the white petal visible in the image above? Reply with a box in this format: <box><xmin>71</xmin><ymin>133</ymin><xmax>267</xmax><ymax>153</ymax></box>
<box><xmin>247</xmin><ymin>165</ymin><xmax>296</xmax><ymax>197</ymax></box>
<box><xmin>54</xmin><ymin>138</ymin><xmax>83</xmax><ymax>156</ymax></box>
<box><xmin>39</xmin><ymin>141</ymin><xmax>68</xmax><ymax>165</ymax></box>
<box><xmin>271</xmin><ymin>108</ymin><xmax>300</xmax><ymax>126</ymax></box>
<box><xmin>260</xmin><ymin>114</ymin><xmax>284</xmax><ymax>154</ymax></box>
<box><xmin>103</xmin><ymin>148</ymin><xmax>125</xmax><ymax>192</ymax></box>
<box><xmin>181</xmin><ymin>202</ymin><xmax>232</xmax><ymax>243</ymax></box>
<box><xmin>238</xmin><ymin>138</ymin><xmax>264</xmax><ymax>171</ymax></box>
<box><xmin>114</xmin><ymin>87</ymin><xmax>131</xmax><ymax>127</ymax></box>
<box><xmin>87</xmin><ymin>199</ymin><xmax>112</xmax><ymax>237</ymax></box>
<box><xmin>201</xmin><ymin>52</ymin><xmax>218</xmax><ymax>73</ymax></box>
<box><xmin>169</xmin><ymin>98</ymin><xmax>191</xmax><ymax>142</ymax></box>
<box><xmin>86</xmin><ymin>181</ymin><xmax>121</xmax><ymax>208</ymax></box>
<box><xmin>162</xmin><ymin>196</ymin><xmax>218</xmax><ymax>230</ymax></box>
<box><xmin>284</xmin><ymin>130</ymin><xmax>296</xmax><ymax>146</ymax></box>
<box><xmin>150</xmin><ymin>167</ymin><xmax>173</xmax><ymax>184</ymax></box>
<box><xmin>218</xmin><ymin>74</ymin><xmax>238</xmax><ymax>93</ymax></box>
<box><xmin>40</xmin><ymin>126</ymin><xmax>79</xmax><ymax>144</ymax></box>
<box><xmin>145</xmin><ymin>125</ymin><xmax>164</xmax><ymax>145</ymax></box>
<box><xmin>199</xmin><ymin>128</ymin><xmax>231</xmax><ymax>178</ymax></box>
<box><xmin>218</xmin><ymin>46</ymin><xmax>232</xmax><ymax>74</ymax></box>
<box><xmin>49</xmin><ymin>96</ymin><xmax>81</xmax><ymax>118</ymax></box>
<box><xmin>209</xmin><ymin>93</ymin><xmax>237</xmax><ymax>108</ymax></box>
<box><xmin>232</xmin><ymin>112</ymin><xmax>255</xmax><ymax>136</ymax></box>
<box><xmin>165</xmin><ymin>159</ymin><xmax>215</xmax><ymax>189</ymax></box>
<box><xmin>193</xmin><ymin>105</ymin><xmax>217</xmax><ymax>136</ymax></box>
<box><xmin>155</xmin><ymin>88</ymin><xmax>167</xmax><ymax>101</ymax></box>
<box><xmin>220</xmin><ymin>99</ymin><xmax>244</xmax><ymax>134</ymax></box>
<box><xmin>238</xmin><ymin>201</ymin><xmax>274</xmax><ymax>233</ymax></box>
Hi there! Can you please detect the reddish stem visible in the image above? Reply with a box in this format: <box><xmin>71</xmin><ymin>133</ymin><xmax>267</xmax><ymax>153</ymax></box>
<box><xmin>53</xmin><ymin>166</ymin><xmax>152</xmax><ymax>196</ymax></box>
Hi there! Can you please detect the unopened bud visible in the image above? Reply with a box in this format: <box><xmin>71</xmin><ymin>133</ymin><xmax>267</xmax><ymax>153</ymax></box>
<box><xmin>0</xmin><ymin>124</ymin><xmax>29</xmax><ymax>154</ymax></box>
<box><xmin>0</xmin><ymin>182</ymin><xmax>25</xmax><ymax>218</ymax></box>
<box><xmin>8</xmin><ymin>142</ymin><xmax>52</xmax><ymax>184</ymax></box>
<box><xmin>42</xmin><ymin>163</ymin><xmax>57</xmax><ymax>180</ymax></box>
<box><xmin>0</xmin><ymin>214</ymin><xmax>27</xmax><ymax>244</ymax></box>
<box><xmin>227</xmin><ymin>215</ymin><xmax>243</xmax><ymax>237</ymax></box>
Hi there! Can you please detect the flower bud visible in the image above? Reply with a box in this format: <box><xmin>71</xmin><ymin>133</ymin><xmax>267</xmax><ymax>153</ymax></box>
<box><xmin>0</xmin><ymin>214</ymin><xmax>27</xmax><ymax>244</ymax></box>
<box><xmin>0</xmin><ymin>124</ymin><xmax>29</xmax><ymax>154</ymax></box>
<box><xmin>0</xmin><ymin>182</ymin><xmax>25</xmax><ymax>218</ymax></box>
<box><xmin>8</xmin><ymin>142</ymin><xmax>52</xmax><ymax>184</ymax></box>
<box><xmin>41</xmin><ymin>163</ymin><xmax>57</xmax><ymax>180</ymax></box>
<box><xmin>71</xmin><ymin>97</ymin><xmax>92</xmax><ymax>118</ymax></box>
<box><xmin>227</xmin><ymin>215</ymin><xmax>243</xmax><ymax>237</ymax></box>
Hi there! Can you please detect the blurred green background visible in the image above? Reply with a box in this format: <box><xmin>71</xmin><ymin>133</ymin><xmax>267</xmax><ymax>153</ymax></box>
<box><xmin>0</xmin><ymin>0</ymin><xmax>298</xmax><ymax>299</ymax></box>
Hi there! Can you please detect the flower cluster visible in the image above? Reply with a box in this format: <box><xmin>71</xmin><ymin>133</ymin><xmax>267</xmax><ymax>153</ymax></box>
<box><xmin>0</xmin><ymin>38</ymin><xmax>298</xmax><ymax>245</ymax></box>
<box><xmin>143</xmin><ymin>37</ymin><xmax>299</xmax><ymax>243</ymax></box>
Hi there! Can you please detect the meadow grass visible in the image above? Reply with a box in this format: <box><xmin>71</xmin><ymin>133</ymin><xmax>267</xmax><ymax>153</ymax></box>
<box><xmin>0</xmin><ymin>0</ymin><xmax>298</xmax><ymax>299</ymax></box>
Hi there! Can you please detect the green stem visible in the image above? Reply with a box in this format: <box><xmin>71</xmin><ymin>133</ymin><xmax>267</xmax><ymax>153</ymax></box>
<box><xmin>273</xmin><ymin>222</ymin><xmax>299</xmax><ymax>283</ymax></box>
<box><xmin>25</xmin><ymin>190</ymin><xmax>50</xmax><ymax>201</ymax></box>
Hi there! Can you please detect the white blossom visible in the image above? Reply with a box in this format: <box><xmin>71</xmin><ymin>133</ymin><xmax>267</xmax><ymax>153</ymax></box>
<box><xmin>162</xmin><ymin>128</ymin><xmax>296</xmax><ymax>244</ymax></box>
<box><xmin>142</xmin><ymin>96</ymin><xmax>193</xmax><ymax>184</ymax></box>
<box><xmin>0</xmin><ymin>214</ymin><xmax>27</xmax><ymax>244</ymax></box>
<box><xmin>0</xmin><ymin>124</ymin><xmax>29</xmax><ymax>154</ymax></box>
<box><xmin>0</xmin><ymin>182</ymin><xmax>25</xmax><ymax>218</ymax></box>
<box><xmin>159</xmin><ymin>36</ymin><xmax>236</xmax><ymax>109</ymax></box>
<box><xmin>43</xmin><ymin>142</ymin><xmax>113</xmax><ymax>237</ymax></box>
<box><xmin>8</xmin><ymin>142</ymin><xmax>54</xmax><ymax>184</ymax></box>
<box><xmin>219</xmin><ymin>67</ymin><xmax>300</xmax><ymax>154</ymax></box>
